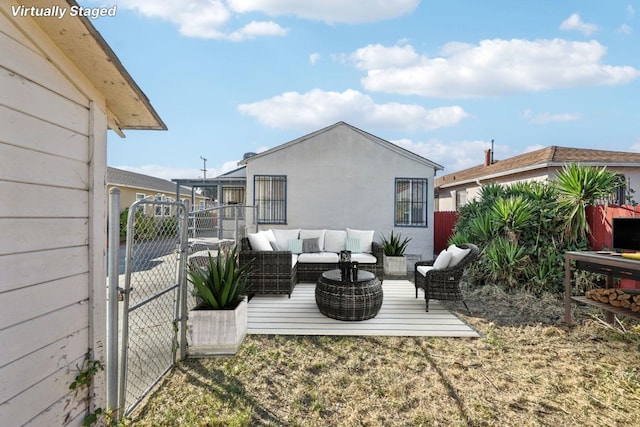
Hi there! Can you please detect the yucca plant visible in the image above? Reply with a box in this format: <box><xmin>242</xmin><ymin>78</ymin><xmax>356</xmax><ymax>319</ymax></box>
<box><xmin>187</xmin><ymin>247</ymin><xmax>251</xmax><ymax>310</ymax></box>
<box><xmin>555</xmin><ymin>163</ymin><xmax>623</xmax><ymax>244</ymax></box>
<box><xmin>380</xmin><ymin>231</ymin><xmax>412</xmax><ymax>256</ymax></box>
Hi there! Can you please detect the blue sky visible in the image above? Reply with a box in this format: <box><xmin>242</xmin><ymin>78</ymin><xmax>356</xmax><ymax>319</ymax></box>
<box><xmin>82</xmin><ymin>0</ymin><xmax>640</xmax><ymax>180</ymax></box>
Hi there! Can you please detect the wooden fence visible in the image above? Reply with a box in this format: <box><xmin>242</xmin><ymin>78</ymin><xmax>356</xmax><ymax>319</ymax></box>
<box><xmin>586</xmin><ymin>204</ymin><xmax>640</xmax><ymax>250</ymax></box>
<box><xmin>433</xmin><ymin>211</ymin><xmax>459</xmax><ymax>254</ymax></box>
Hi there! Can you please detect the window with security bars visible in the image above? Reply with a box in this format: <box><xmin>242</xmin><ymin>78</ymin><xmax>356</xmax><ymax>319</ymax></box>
<box><xmin>254</xmin><ymin>175</ymin><xmax>287</xmax><ymax>224</ymax></box>
<box><xmin>395</xmin><ymin>178</ymin><xmax>428</xmax><ymax>227</ymax></box>
<box><xmin>221</xmin><ymin>187</ymin><xmax>246</xmax><ymax>219</ymax></box>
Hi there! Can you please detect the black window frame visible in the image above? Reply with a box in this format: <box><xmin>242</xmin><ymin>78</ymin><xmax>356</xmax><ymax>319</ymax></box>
<box><xmin>254</xmin><ymin>175</ymin><xmax>287</xmax><ymax>224</ymax></box>
<box><xmin>394</xmin><ymin>178</ymin><xmax>428</xmax><ymax>227</ymax></box>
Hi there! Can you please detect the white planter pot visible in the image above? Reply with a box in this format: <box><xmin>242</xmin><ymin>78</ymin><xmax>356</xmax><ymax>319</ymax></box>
<box><xmin>383</xmin><ymin>255</ymin><xmax>407</xmax><ymax>276</ymax></box>
<box><xmin>187</xmin><ymin>296</ymin><xmax>248</xmax><ymax>357</ymax></box>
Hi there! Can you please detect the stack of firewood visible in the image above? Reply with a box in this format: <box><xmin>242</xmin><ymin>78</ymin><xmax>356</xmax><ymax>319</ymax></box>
<box><xmin>585</xmin><ymin>288</ymin><xmax>640</xmax><ymax>312</ymax></box>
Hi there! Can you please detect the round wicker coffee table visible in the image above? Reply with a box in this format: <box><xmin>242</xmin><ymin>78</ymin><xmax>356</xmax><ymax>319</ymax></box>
<box><xmin>315</xmin><ymin>269</ymin><xmax>383</xmax><ymax>321</ymax></box>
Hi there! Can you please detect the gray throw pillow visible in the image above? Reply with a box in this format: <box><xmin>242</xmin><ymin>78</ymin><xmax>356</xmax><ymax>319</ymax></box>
<box><xmin>302</xmin><ymin>238</ymin><xmax>320</xmax><ymax>253</ymax></box>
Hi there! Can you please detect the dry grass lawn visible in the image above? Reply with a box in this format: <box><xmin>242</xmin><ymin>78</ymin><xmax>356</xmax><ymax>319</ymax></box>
<box><xmin>127</xmin><ymin>285</ymin><xmax>640</xmax><ymax>426</ymax></box>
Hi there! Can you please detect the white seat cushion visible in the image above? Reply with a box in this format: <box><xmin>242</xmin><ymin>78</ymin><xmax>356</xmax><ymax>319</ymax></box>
<box><xmin>351</xmin><ymin>252</ymin><xmax>377</xmax><ymax>264</ymax></box>
<box><xmin>417</xmin><ymin>265</ymin><xmax>435</xmax><ymax>277</ymax></box>
<box><xmin>324</xmin><ymin>230</ymin><xmax>347</xmax><ymax>252</ymax></box>
<box><xmin>297</xmin><ymin>252</ymin><xmax>340</xmax><ymax>263</ymax></box>
<box><xmin>347</xmin><ymin>228</ymin><xmax>375</xmax><ymax>253</ymax></box>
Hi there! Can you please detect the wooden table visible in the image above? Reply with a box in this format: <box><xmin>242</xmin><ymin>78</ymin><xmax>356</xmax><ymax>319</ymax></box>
<box><xmin>564</xmin><ymin>251</ymin><xmax>640</xmax><ymax>324</ymax></box>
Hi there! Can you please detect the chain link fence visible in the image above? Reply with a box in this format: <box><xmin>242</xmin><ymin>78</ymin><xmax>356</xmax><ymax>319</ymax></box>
<box><xmin>109</xmin><ymin>201</ymin><xmax>258</xmax><ymax>418</ymax></box>
<box><xmin>118</xmin><ymin>199</ymin><xmax>188</xmax><ymax>416</ymax></box>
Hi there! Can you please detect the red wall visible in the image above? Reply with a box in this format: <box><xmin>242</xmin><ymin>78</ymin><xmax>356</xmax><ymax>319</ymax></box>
<box><xmin>434</xmin><ymin>211</ymin><xmax>459</xmax><ymax>254</ymax></box>
<box><xmin>586</xmin><ymin>205</ymin><xmax>640</xmax><ymax>289</ymax></box>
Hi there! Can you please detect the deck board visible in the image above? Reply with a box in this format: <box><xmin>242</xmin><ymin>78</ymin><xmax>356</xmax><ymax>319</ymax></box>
<box><xmin>248</xmin><ymin>280</ymin><xmax>481</xmax><ymax>337</ymax></box>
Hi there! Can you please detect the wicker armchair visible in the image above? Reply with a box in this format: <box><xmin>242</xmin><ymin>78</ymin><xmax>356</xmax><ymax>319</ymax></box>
<box><xmin>414</xmin><ymin>243</ymin><xmax>479</xmax><ymax>312</ymax></box>
<box><xmin>239</xmin><ymin>237</ymin><xmax>297</xmax><ymax>297</ymax></box>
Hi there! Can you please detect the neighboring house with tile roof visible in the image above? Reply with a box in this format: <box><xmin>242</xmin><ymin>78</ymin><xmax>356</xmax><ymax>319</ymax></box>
<box><xmin>107</xmin><ymin>167</ymin><xmax>208</xmax><ymax>215</ymax></box>
<box><xmin>435</xmin><ymin>146</ymin><xmax>640</xmax><ymax>211</ymax></box>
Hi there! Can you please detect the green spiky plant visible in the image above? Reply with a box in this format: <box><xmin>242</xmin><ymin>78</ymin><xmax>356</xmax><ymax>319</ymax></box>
<box><xmin>380</xmin><ymin>231</ymin><xmax>412</xmax><ymax>256</ymax></box>
<box><xmin>555</xmin><ymin>163</ymin><xmax>623</xmax><ymax>244</ymax></box>
<box><xmin>188</xmin><ymin>247</ymin><xmax>251</xmax><ymax>310</ymax></box>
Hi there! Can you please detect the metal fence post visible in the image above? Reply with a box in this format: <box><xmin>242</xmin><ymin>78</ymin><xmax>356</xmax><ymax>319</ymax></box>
<box><xmin>178</xmin><ymin>200</ymin><xmax>189</xmax><ymax>360</ymax></box>
<box><xmin>107</xmin><ymin>188</ymin><xmax>120</xmax><ymax>422</ymax></box>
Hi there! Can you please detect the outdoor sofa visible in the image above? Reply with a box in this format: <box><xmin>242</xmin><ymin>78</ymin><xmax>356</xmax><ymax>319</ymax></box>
<box><xmin>239</xmin><ymin>228</ymin><xmax>383</xmax><ymax>297</ymax></box>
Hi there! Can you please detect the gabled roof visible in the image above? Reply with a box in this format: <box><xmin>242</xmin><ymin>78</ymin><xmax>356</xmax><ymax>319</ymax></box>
<box><xmin>239</xmin><ymin>121</ymin><xmax>444</xmax><ymax>171</ymax></box>
<box><xmin>108</xmin><ymin>167</ymin><xmax>189</xmax><ymax>194</ymax></box>
<box><xmin>436</xmin><ymin>146</ymin><xmax>640</xmax><ymax>188</ymax></box>
<box><xmin>25</xmin><ymin>0</ymin><xmax>166</xmax><ymax>133</ymax></box>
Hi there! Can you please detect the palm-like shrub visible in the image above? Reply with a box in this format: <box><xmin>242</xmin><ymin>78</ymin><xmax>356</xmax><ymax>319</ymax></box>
<box><xmin>554</xmin><ymin>163</ymin><xmax>623</xmax><ymax>244</ymax></box>
<box><xmin>187</xmin><ymin>247</ymin><xmax>251</xmax><ymax>310</ymax></box>
<box><xmin>450</xmin><ymin>166</ymin><xmax>615</xmax><ymax>294</ymax></box>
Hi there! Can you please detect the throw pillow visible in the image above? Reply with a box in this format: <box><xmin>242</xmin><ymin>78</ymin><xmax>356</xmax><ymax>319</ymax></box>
<box><xmin>273</xmin><ymin>228</ymin><xmax>300</xmax><ymax>251</ymax></box>
<box><xmin>302</xmin><ymin>238</ymin><xmax>320</xmax><ymax>253</ymax></box>
<box><xmin>345</xmin><ymin>237</ymin><xmax>361</xmax><ymax>253</ymax></box>
<box><xmin>300</xmin><ymin>229</ymin><xmax>325</xmax><ymax>251</ymax></box>
<box><xmin>433</xmin><ymin>249</ymin><xmax>452</xmax><ymax>270</ymax></box>
<box><xmin>247</xmin><ymin>232</ymin><xmax>273</xmax><ymax>251</ymax></box>
<box><xmin>447</xmin><ymin>244</ymin><xmax>471</xmax><ymax>267</ymax></box>
<box><xmin>347</xmin><ymin>228</ymin><xmax>374</xmax><ymax>253</ymax></box>
<box><xmin>288</xmin><ymin>238</ymin><xmax>303</xmax><ymax>254</ymax></box>
<box><xmin>263</xmin><ymin>229</ymin><xmax>277</xmax><ymax>247</ymax></box>
<box><xmin>324</xmin><ymin>229</ymin><xmax>347</xmax><ymax>252</ymax></box>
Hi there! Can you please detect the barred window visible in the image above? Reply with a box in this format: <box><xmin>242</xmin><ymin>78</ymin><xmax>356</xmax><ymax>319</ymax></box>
<box><xmin>395</xmin><ymin>178</ymin><xmax>427</xmax><ymax>227</ymax></box>
<box><xmin>254</xmin><ymin>175</ymin><xmax>287</xmax><ymax>224</ymax></box>
<box><xmin>221</xmin><ymin>186</ymin><xmax>246</xmax><ymax>219</ymax></box>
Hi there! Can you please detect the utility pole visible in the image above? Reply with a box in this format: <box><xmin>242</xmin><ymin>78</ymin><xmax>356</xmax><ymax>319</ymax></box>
<box><xmin>200</xmin><ymin>156</ymin><xmax>207</xmax><ymax>181</ymax></box>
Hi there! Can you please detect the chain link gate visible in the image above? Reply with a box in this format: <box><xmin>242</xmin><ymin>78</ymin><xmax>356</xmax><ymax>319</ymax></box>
<box><xmin>118</xmin><ymin>198</ymin><xmax>189</xmax><ymax>416</ymax></box>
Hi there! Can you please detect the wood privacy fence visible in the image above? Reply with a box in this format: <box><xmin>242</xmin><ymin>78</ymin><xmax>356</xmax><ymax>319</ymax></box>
<box><xmin>586</xmin><ymin>205</ymin><xmax>640</xmax><ymax>250</ymax></box>
<box><xmin>434</xmin><ymin>211</ymin><xmax>459</xmax><ymax>254</ymax></box>
<box><xmin>435</xmin><ymin>205</ymin><xmax>640</xmax><ymax>253</ymax></box>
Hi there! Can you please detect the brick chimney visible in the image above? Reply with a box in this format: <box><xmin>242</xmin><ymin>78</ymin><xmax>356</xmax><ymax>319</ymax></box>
<box><xmin>484</xmin><ymin>149</ymin><xmax>492</xmax><ymax>166</ymax></box>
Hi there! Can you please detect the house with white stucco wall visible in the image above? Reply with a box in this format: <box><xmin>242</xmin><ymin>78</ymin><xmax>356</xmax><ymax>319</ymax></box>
<box><xmin>237</xmin><ymin>122</ymin><xmax>443</xmax><ymax>260</ymax></box>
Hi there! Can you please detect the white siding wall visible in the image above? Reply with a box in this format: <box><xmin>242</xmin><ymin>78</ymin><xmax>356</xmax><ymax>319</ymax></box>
<box><xmin>0</xmin><ymin>9</ymin><xmax>107</xmax><ymax>426</ymax></box>
<box><xmin>246</xmin><ymin>125</ymin><xmax>436</xmax><ymax>259</ymax></box>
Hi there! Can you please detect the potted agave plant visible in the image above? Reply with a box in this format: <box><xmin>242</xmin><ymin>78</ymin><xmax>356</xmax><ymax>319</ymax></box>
<box><xmin>187</xmin><ymin>246</ymin><xmax>251</xmax><ymax>356</ymax></box>
<box><xmin>381</xmin><ymin>231</ymin><xmax>412</xmax><ymax>277</ymax></box>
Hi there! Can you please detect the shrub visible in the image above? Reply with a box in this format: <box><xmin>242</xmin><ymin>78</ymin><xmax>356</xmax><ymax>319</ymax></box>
<box><xmin>450</xmin><ymin>166</ymin><xmax>615</xmax><ymax>295</ymax></box>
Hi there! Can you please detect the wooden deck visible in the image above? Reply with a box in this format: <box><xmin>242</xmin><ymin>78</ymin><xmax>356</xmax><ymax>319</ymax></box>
<box><xmin>248</xmin><ymin>280</ymin><xmax>481</xmax><ymax>337</ymax></box>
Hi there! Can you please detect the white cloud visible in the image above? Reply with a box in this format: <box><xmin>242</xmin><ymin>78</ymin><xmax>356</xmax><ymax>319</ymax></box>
<box><xmin>357</xmin><ymin>39</ymin><xmax>640</xmax><ymax>98</ymax></box>
<box><xmin>617</xmin><ymin>23</ymin><xmax>633</xmax><ymax>35</ymax></box>
<box><xmin>522</xmin><ymin>110</ymin><xmax>583</xmax><ymax>124</ymax></box>
<box><xmin>628</xmin><ymin>4</ymin><xmax>636</xmax><ymax>18</ymax></box>
<box><xmin>237</xmin><ymin>89</ymin><xmax>468</xmax><ymax>131</ymax></box>
<box><xmin>350</xmin><ymin>44</ymin><xmax>420</xmax><ymax>70</ymax></box>
<box><xmin>392</xmin><ymin>138</ymin><xmax>529</xmax><ymax>173</ymax></box>
<box><xmin>99</xmin><ymin>0</ymin><xmax>418</xmax><ymax>39</ymax></box>
<box><xmin>226</xmin><ymin>0</ymin><xmax>420</xmax><ymax>24</ymax></box>
<box><xmin>309</xmin><ymin>53</ymin><xmax>321</xmax><ymax>65</ymax></box>
<box><xmin>116</xmin><ymin>160</ymin><xmax>240</xmax><ymax>180</ymax></box>
<box><xmin>227</xmin><ymin>20</ymin><xmax>288</xmax><ymax>41</ymax></box>
<box><xmin>560</xmin><ymin>13</ymin><xmax>599</xmax><ymax>36</ymax></box>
